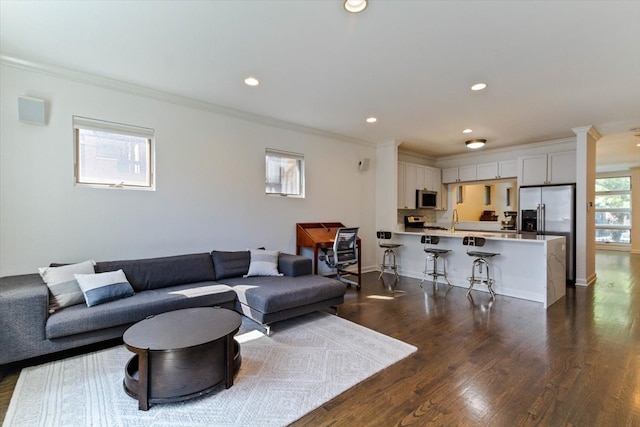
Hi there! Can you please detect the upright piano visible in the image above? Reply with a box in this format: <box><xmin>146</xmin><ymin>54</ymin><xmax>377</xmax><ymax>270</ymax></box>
<box><xmin>296</xmin><ymin>222</ymin><xmax>361</xmax><ymax>286</ymax></box>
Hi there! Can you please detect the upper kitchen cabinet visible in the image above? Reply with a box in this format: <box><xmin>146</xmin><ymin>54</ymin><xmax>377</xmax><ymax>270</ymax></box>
<box><xmin>442</xmin><ymin>165</ymin><xmax>477</xmax><ymax>183</ymax></box>
<box><xmin>519</xmin><ymin>151</ymin><xmax>576</xmax><ymax>186</ymax></box>
<box><xmin>398</xmin><ymin>162</ymin><xmax>444</xmax><ymax>209</ymax></box>
<box><xmin>424</xmin><ymin>166</ymin><xmax>441</xmax><ymax>192</ymax></box>
<box><xmin>476</xmin><ymin>160</ymin><xmax>518</xmax><ymax>180</ymax></box>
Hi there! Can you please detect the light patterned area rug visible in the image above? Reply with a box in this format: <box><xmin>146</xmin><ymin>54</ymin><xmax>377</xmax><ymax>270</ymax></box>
<box><xmin>3</xmin><ymin>312</ymin><xmax>416</xmax><ymax>427</ymax></box>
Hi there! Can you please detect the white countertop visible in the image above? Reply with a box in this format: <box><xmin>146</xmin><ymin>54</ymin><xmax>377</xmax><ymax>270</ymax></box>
<box><xmin>397</xmin><ymin>228</ymin><xmax>565</xmax><ymax>242</ymax></box>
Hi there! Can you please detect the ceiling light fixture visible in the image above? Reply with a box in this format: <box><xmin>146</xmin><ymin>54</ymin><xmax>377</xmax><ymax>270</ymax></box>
<box><xmin>463</xmin><ymin>128</ymin><xmax>473</xmax><ymax>134</ymax></box>
<box><xmin>344</xmin><ymin>0</ymin><xmax>368</xmax><ymax>13</ymax></box>
<box><xmin>466</xmin><ymin>139</ymin><xmax>486</xmax><ymax>149</ymax></box>
<box><xmin>244</xmin><ymin>77</ymin><xmax>259</xmax><ymax>86</ymax></box>
<box><xmin>471</xmin><ymin>83</ymin><xmax>487</xmax><ymax>91</ymax></box>
<box><xmin>366</xmin><ymin>117</ymin><xmax>377</xmax><ymax>123</ymax></box>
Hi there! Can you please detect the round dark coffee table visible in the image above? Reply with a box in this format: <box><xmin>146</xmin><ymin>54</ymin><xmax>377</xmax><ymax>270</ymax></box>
<box><xmin>122</xmin><ymin>307</ymin><xmax>242</xmax><ymax>410</ymax></box>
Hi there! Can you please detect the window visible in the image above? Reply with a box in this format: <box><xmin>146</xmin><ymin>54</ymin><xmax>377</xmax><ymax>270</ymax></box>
<box><xmin>74</xmin><ymin>116</ymin><xmax>154</xmax><ymax>189</ymax></box>
<box><xmin>595</xmin><ymin>176</ymin><xmax>631</xmax><ymax>245</ymax></box>
<box><xmin>265</xmin><ymin>149</ymin><xmax>304</xmax><ymax>197</ymax></box>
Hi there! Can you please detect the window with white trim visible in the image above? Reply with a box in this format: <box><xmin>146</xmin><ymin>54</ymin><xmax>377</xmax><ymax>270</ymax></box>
<box><xmin>73</xmin><ymin>116</ymin><xmax>154</xmax><ymax>189</ymax></box>
<box><xmin>265</xmin><ymin>149</ymin><xmax>304</xmax><ymax>197</ymax></box>
<box><xmin>595</xmin><ymin>175</ymin><xmax>631</xmax><ymax>245</ymax></box>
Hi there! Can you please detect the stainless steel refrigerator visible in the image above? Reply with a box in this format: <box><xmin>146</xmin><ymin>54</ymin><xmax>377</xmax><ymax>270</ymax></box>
<box><xmin>519</xmin><ymin>184</ymin><xmax>576</xmax><ymax>283</ymax></box>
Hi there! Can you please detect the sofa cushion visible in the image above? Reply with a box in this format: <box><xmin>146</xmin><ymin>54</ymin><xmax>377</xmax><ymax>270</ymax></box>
<box><xmin>38</xmin><ymin>260</ymin><xmax>96</xmax><ymax>312</ymax></box>
<box><xmin>75</xmin><ymin>270</ymin><xmax>134</xmax><ymax>307</ymax></box>
<box><xmin>244</xmin><ymin>249</ymin><xmax>283</xmax><ymax>277</ymax></box>
<box><xmin>46</xmin><ymin>281</ymin><xmax>236</xmax><ymax>339</ymax></box>
<box><xmin>221</xmin><ymin>275</ymin><xmax>347</xmax><ymax>314</ymax></box>
<box><xmin>211</xmin><ymin>250</ymin><xmax>250</xmax><ymax>280</ymax></box>
<box><xmin>95</xmin><ymin>253</ymin><xmax>215</xmax><ymax>292</ymax></box>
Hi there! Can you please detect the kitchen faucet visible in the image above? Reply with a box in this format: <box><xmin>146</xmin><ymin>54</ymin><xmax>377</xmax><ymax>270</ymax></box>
<box><xmin>451</xmin><ymin>209</ymin><xmax>459</xmax><ymax>232</ymax></box>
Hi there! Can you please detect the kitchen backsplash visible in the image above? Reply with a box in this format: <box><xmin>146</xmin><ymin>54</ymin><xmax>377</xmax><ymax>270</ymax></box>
<box><xmin>397</xmin><ymin>209</ymin><xmax>437</xmax><ymax>224</ymax></box>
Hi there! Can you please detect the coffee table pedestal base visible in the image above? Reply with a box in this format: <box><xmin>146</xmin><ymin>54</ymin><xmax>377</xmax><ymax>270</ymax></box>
<box><xmin>123</xmin><ymin>338</ymin><xmax>241</xmax><ymax>410</ymax></box>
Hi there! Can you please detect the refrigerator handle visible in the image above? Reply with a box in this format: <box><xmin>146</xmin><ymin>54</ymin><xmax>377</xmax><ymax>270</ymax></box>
<box><xmin>541</xmin><ymin>204</ymin><xmax>546</xmax><ymax>233</ymax></box>
<box><xmin>537</xmin><ymin>204</ymin><xmax>541</xmax><ymax>232</ymax></box>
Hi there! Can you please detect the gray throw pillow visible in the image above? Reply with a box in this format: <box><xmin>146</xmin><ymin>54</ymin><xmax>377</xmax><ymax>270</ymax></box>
<box><xmin>38</xmin><ymin>260</ymin><xmax>96</xmax><ymax>312</ymax></box>
<box><xmin>211</xmin><ymin>250</ymin><xmax>251</xmax><ymax>280</ymax></box>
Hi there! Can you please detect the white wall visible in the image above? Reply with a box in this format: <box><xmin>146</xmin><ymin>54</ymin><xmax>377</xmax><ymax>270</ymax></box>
<box><xmin>0</xmin><ymin>64</ymin><xmax>377</xmax><ymax>276</ymax></box>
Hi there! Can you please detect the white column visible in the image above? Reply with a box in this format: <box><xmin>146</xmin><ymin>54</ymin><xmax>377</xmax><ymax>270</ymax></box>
<box><xmin>375</xmin><ymin>141</ymin><xmax>401</xmax><ymax>231</ymax></box>
<box><xmin>572</xmin><ymin>125</ymin><xmax>601</xmax><ymax>286</ymax></box>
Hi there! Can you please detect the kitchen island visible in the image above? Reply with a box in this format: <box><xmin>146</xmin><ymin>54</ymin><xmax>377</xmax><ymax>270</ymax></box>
<box><xmin>390</xmin><ymin>229</ymin><xmax>566</xmax><ymax>308</ymax></box>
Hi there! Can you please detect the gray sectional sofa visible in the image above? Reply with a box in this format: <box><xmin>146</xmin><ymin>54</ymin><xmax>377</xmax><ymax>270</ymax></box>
<box><xmin>0</xmin><ymin>250</ymin><xmax>347</xmax><ymax>367</ymax></box>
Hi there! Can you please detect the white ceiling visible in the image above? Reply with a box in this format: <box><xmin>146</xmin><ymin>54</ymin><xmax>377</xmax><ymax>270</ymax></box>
<box><xmin>1</xmin><ymin>1</ymin><xmax>639</xmax><ymax>169</ymax></box>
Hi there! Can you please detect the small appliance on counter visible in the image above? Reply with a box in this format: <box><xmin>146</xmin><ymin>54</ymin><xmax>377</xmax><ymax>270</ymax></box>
<box><xmin>501</xmin><ymin>211</ymin><xmax>518</xmax><ymax>230</ymax></box>
<box><xmin>479</xmin><ymin>210</ymin><xmax>498</xmax><ymax>221</ymax></box>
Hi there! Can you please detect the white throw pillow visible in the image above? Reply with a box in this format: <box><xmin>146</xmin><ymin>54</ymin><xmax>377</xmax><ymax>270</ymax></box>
<box><xmin>38</xmin><ymin>260</ymin><xmax>96</xmax><ymax>312</ymax></box>
<box><xmin>244</xmin><ymin>249</ymin><xmax>283</xmax><ymax>277</ymax></box>
<box><xmin>75</xmin><ymin>269</ymin><xmax>134</xmax><ymax>307</ymax></box>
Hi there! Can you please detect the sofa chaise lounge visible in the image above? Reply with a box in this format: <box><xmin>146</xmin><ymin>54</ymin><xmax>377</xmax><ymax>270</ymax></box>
<box><xmin>0</xmin><ymin>250</ymin><xmax>347</xmax><ymax>368</ymax></box>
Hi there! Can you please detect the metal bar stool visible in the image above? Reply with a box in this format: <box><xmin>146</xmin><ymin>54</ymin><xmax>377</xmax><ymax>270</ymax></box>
<box><xmin>462</xmin><ymin>236</ymin><xmax>500</xmax><ymax>299</ymax></box>
<box><xmin>420</xmin><ymin>235</ymin><xmax>452</xmax><ymax>288</ymax></box>
<box><xmin>377</xmin><ymin>231</ymin><xmax>403</xmax><ymax>281</ymax></box>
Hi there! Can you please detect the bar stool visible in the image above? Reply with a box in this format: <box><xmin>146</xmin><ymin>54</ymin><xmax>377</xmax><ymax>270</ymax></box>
<box><xmin>462</xmin><ymin>236</ymin><xmax>500</xmax><ymax>299</ymax></box>
<box><xmin>377</xmin><ymin>231</ymin><xmax>403</xmax><ymax>281</ymax></box>
<box><xmin>420</xmin><ymin>235</ymin><xmax>452</xmax><ymax>288</ymax></box>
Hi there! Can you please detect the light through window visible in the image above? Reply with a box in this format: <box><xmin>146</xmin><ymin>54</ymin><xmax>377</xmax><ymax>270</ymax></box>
<box><xmin>265</xmin><ymin>149</ymin><xmax>304</xmax><ymax>197</ymax></box>
<box><xmin>74</xmin><ymin>116</ymin><xmax>154</xmax><ymax>189</ymax></box>
<box><xmin>595</xmin><ymin>176</ymin><xmax>631</xmax><ymax>245</ymax></box>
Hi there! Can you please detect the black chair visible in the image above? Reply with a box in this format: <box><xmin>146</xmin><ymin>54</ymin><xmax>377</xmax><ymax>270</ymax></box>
<box><xmin>420</xmin><ymin>235</ymin><xmax>452</xmax><ymax>288</ymax></box>
<box><xmin>462</xmin><ymin>236</ymin><xmax>500</xmax><ymax>299</ymax></box>
<box><xmin>320</xmin><ymin>227</ymin><xmax>360</xmax><ymax>289</ymax></box>
<box><xmin>376</xmin><ymin>231</ymin><xmax>403</xmax><ymax>281</ymax></box>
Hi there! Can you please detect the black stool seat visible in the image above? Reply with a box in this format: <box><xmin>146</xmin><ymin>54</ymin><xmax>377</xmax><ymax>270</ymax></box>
<box><xmin>380</xmin><ymin>243</ymin><xmax>403</xmax><ymax>249</ymax></box>
<box><xmin>466</xmin><ymin>250</ymin><xmax>499</xmax><ymax>258</ymax></box>
<box><xmin>424</xmin><ymin>248</ymin><xmax>451</xmax><ymax>255</ymax></box>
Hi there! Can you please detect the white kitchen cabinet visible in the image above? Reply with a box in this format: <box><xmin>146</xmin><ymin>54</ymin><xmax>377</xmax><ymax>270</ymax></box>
<box><xmin>476</xmin><ymin>160</ymin><xmax>518</xmax><ymax>180</ymax></box>
<box><xmin>424</xmin><ymin>166</ymin><xmax>441</xmax><ymax>192</ymax></box>
<box><xmin>442</xmin><ymin>167</ymin><xmax>459</xmax><ymax>184</ymax></box>
<box><xmin>476</xmin><ymin>162</ymin><xmax>499</xmax><ymax>180</ymax></box>
<box><xmin>547</xmin><ymin>151</ymin><xmax>576</xmax><ymax>185</ymax></box>
<box><xmin>498</xmin><ymin>160</ymin><xmax>518</xmax><ymax>178</ymax></box>
<box><xmin>398</xmin><ymin>162</ymin><xmax>444</xmax><ymax>209</ymax></box>
<box><xmin>442</xmin><ymin>165</ymin><xmax>477</xmax><ymax>183</ymax></box>
<box><xmin>459</xmin><ymin>165</ymin><xmax>477</xmax><ymax>182</ymax></box>
<box><xmin>519</xmin><ymin>152</ymin><xmax>575</xmax><ymax>186</ymax></box>
<box><xmin>397</xmin><ymin>162</ymin><xmax>406</xmax><ymax>209</ymax></box>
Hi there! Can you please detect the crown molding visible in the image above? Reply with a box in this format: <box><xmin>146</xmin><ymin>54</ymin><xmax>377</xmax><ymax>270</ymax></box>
<box><xmin>435</xmin><ymin>136</ymin><xmax>576</xmax><ymax>162</ymax></box>
<box><xmin>0</xmin><ymin>55</ymin><xmax>375</xmax><ymax>148</ymax></box>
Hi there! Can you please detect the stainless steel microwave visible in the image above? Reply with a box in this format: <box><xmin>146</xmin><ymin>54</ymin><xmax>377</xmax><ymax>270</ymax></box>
<box><xmin>416</xmin><ymin>189</ymin><xmax>437</xmax><ymax>209</ymax></box>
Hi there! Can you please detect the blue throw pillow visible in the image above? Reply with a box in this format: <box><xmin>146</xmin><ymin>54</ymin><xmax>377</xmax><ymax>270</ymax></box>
<box><xmin>75</xmin><ymin>269</ymin><xmax>134</xmax><ymax>307</ymax></box>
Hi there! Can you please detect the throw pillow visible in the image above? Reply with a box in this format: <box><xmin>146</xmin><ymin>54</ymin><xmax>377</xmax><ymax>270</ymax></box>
<box><xmin>38</xmin><ymin>260</ymin><xmax>96</xmax><ymax>312</ymax></box>
<box><xmin>211</xmin><ymin>250</ymin><xmax>251</xmax><ymax>280</ymax></box>
<box><xmin>244</xmin><ymin>249</ymin><xmax>283</xmax><ymax>277</ymax></box>
<box><xmin>75</xmin><ymin>269</ymin><xmax>135</xmax><ymax>307</ymax></box>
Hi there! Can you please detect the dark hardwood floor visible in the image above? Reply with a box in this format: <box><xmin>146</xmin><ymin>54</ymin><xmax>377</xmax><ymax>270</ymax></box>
<box><xmin>1</xmin><ymin>250</ymin><xmax>639</xmax><ymax>426</ymax></box>
<box><xmin>292</xmin><ymin>250</ymin><xmax>640</xmax><ymax>426</ymax></box>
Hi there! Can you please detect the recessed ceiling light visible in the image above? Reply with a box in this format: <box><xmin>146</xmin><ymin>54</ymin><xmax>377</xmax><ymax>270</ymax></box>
<box><xmin>463</xmin><ymin>128</ymin><xmax>473</xmax><ymax>134</ymax></box>
<box><xmin>344</xmin><ymin>0</ymin><xmax>368</xmax><ymax>13</ymax></box>
<box><xmin>465</xmin><ymin>139</ymin><xmax>486</xmax><ymax>149</ymax></box>
<box><xmin>366</xmin><ymin>117</ymin><xmax>377</xmax><ymax>123</ymax></box>
<box><xmin>244</xmin><ymin>77</ymin><xmax>259</xmax><ymax>86</ymax></box>
<box><xmin>471</xmin><ymin>83</ymin><xmax>487</xmax><ymax>91</ymax></box>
